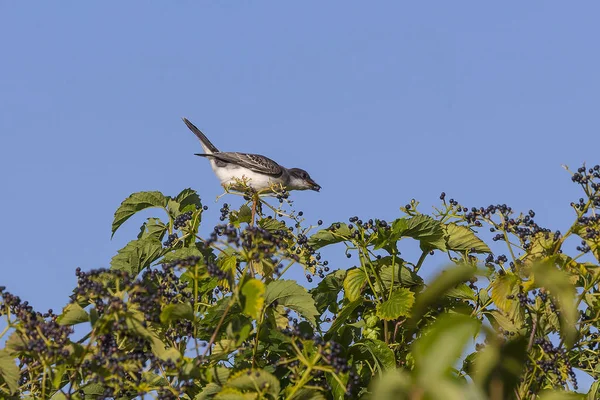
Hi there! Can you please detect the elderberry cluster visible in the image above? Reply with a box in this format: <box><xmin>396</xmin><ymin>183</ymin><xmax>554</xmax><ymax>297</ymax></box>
<box><xmin>571</xmin><ymin>165</ymin><xmax>600</xmax><ymax>185</ymax></box>
<box><xmin>174</xmin><ymin>211</ymin><xmax>193</xmax><ymax>229</ymax></box>
<box><xmin>0</xmin><ymin>290</ymin><xmax>73</xmax><ymax>368</ymax></box>
<box><xmin>532</xmin><ymin>337</ymin><xmax>578</xmax><ymax>390</ymax></box>
<box><xmin>219</xmin><ymin>203</ymin><xmax>230</xmax><ymax>221</ymax></box>
<box><xmin>163</xmin><ymin>233</ymin><xmax>178</xmax><ymax>247</ymax></box>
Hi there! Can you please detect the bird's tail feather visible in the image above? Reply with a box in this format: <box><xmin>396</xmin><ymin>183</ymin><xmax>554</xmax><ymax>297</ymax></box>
<box><xmin>182</xmin><ymin>117</ymin><xmax>219</xmax><ymax>154</ymax></box>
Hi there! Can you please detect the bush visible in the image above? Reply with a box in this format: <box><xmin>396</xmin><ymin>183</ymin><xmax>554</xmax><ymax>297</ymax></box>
<box><xmin>1</xmin><ymin>165</ymin><xmax>600</xmax><ymax>399</ymax></box>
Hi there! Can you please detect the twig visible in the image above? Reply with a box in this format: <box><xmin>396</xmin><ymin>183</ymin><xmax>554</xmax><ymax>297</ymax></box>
<box><xmin>527</xmin><ymin>316</ymin><xmax>537</xmax><ymax>352</ymax></box>
<box><xmin>201</xmin><ymin>300</ymin><xmax>234</xmax><ymax>360</ymax></box>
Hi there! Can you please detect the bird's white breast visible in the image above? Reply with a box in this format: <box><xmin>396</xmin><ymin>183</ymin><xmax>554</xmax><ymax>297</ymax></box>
<box><xmin>210</xmin><ymin>161</ymin><xmax>276</xmax><ymax>190</ymax></box>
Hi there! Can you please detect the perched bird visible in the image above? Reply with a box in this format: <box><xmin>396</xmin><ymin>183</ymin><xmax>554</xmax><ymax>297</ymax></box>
<box><xmin>182</xmin><ymin>118</ymin><xmax>321</xmax><ymax>192</ymax></box>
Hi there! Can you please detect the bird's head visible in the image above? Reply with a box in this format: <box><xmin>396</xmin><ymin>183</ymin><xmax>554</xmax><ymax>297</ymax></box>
<box><xmin>288</xmin><ymin>168</ymin><xmax>321</xmax><ymax>192</ymax></box>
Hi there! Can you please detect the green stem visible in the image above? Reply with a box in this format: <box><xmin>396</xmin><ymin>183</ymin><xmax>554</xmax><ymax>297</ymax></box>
<box><xmin>414</xmin><ymin>251</ymin><xmax>428</xmax><ymax>273</ymax></box>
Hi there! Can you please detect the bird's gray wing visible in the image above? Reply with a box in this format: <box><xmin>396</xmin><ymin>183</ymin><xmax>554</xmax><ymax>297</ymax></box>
<box><xmin>199</xmin><ymin>152</ymin><xmax>284</xmax><ymax>177</ymax></box>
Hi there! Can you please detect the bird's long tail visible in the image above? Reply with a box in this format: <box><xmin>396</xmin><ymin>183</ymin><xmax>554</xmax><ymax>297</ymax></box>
<box><xmin>182</xmin><ymin>117</ymin><xmax>219</xmax><ymax>154</ymax></box>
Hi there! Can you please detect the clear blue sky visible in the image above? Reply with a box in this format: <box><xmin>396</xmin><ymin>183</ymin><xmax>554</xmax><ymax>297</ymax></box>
<box><xmin>1</xmin><ymin>2</ymin><xmax>599</xmax><ymax>391</ymax></box>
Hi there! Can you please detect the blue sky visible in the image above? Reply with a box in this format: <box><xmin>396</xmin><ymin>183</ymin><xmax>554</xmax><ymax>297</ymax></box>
<box><xmin>1</xmin><ymin>2</ymin><xmax>599</xmax><ymax>392</ymax></box>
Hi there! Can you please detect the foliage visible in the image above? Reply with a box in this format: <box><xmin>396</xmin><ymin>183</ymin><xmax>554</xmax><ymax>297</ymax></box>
<box><xmin>2</xmin><ymin>165</ymin><xmax>600</xmax><ymax>399</ymax></box>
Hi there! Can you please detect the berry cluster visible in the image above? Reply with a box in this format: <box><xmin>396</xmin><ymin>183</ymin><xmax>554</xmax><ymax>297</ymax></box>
<box><xmin>219</xmin><ymin>203</ymin><xmax>230</xmax><ymax>221</ymax></box>
<box><xmin>280</xmin><ymin>324</ymin><xmax>361</xmax><ymax>397</ymax></box>
<box><xmin>174</xmin><ymin>211</ymin><xmax>193</xmax><ymax>229</ymax></box>
<box><xmin>533</xmin><ymin>337</ymin><xmax>578</xmax><ymax>390</ymax></box>
<box><xmin>163</xmin><ymin>233</ymin><xmax>178</xmax><ymax>247</ymax></box>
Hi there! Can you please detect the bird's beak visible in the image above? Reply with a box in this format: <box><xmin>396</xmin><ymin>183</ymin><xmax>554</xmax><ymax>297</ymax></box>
<box><xmin>307</xmin><ymin>179</ymin><xmax>321</xmax><ymax>192</ymax></box>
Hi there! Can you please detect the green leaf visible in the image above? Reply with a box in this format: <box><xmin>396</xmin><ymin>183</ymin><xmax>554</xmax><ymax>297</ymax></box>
<box><xmin>307</xmin><ymin>223</ymin><xmax>353</xmax><ymax>250</ymax></box>
<box><xmin>400</xmin><ymin>215</ymin><xmax>447</xmax><ymax>251</ymax></box>
<box><xmin>486</xmin><ymin>310</ymin><xmax>521</xmax><ymax>334</ymax></box>
<box><xmin>241</xmin><ymin>279</ymin><xmax>265</xmax><ymax>319</ymax></box>
<box><xmin>588</xmin><ymin>381</ymin><xmax>600</xmax><ymax>400</ymax></box>
<box><xmin>0</xmin><ymin>349</ymin><xmax>19</xmax><ymax>394</ymax></box>
<box><xmin>533</xmin><ymin>261</ymin><xmax>578</xmax><ymax>348</ymax></box>
<box><xmin>289</xmin><ymin>388</ymin><xmax>327</xmax><ymax>400</ymax></box>
<box><xmin>445</xmin><ymin>283</ymin><xmax>477</xmax><ymax>301</ymax></box>
<box><xmin>57</xmin><ymin>303</ymin><xmax>89</xmax><ymax>326</ymax></box>
<box><xmin>325</xmin><ymin>298</ymin><xmax>363</xmax><ymax>340</ymax></box>
<box><xmin>258</xmin><ymin>217</ymin><xmax>287</xmax><ymax>232</ymax></box>
<box><xmin>539</xmin><ymin>390</ymin><xmax>585</xmax><ymax>400</ymax></box>
<box><xmin>444</xmin><ymin>223</ymin><xmax>491</xmax><ymax>254</ymax></box>
<box><xmin>351</xmin><ymin>339</ymin><xmax>396</xmax><ymax>370</ymax></box>
<box><xmin>110</xmin><ymin>237</ymin><xmax>164</xmax><ymax>275</ymax></box>
<box><xmin>4</xmin><ymin>332</ymin><xmax>26</xmax><ymax>355</ymax></box>
<box><xmin>225</xmin><ymin>368</ymin><xmax>280</xmax><ymax>398</ymax></box>
<box><xmin>137</xmin><ymin>217</ymin><xmax>168</xmax><ymax>241</ymax></box>
<box><xmin>490</xmin><ymin>273</ymin><xmax>525</xmax><ymax>331</ymax></box>
<box><xmin>175</xmin><ymin>188</ymin><xmax>202</xmax><ymax>213</ymax></box>
<box><xmin>214</xmin><ymin>388</ymin><xmax>257</xmax><ymax>400</ymax></box>
<box><xmin>343</xmin><ymin>268</ymin><xmax>367</xmax><ymax>302</ymax></box>
<box><xmin>376</xmin><ymin>288</ymin><xmax>415</xmax><ymax>320</ymax></box>
<box><xmin>112</xmin><ymin>191</ymin><xmax>168</xmax><ymax>237</ymax></box>
<box><xmin>265</xmin><ymin>280</ymin><xmax>319</xmax><ymax>326</ymax></box>
<box><xmin>413</xmin><ymin>313</ymin><xmax>480</xmax><ymax>379</ymax></box>
<box><xmin>195</xmin><ymin>383</ymin><xmax>222</xmax><ymax>400</ymax></box>
<box><xmin>230</xmin><ymin>205</ymin><xmax>252</xmax><ymax>226</ymax></box>
<box><xmin>309</xmin><ymin>269</ymin><xmax>345</xmax><ymax>314</ymax></box>
<box><xmin>160</xmin><ymin>303</ymin><xmax>194</xmax><ymax>324</ymax></box>
<box><xmin>161</xmin><ymin>246</ymin><xmax>203</xmax><ymax>264</ymax></box>
<box><xmin>377</xmin><ymin>256</ymin><xmax>423</xmax><ymax>289</ymax></box>
<box><xmin>411</xmin><ymin>264</ymin><xmax>476</xmax><ymax>325</ymax></box>
<box><xmin>471</xmin><ymin>337</ymin><xmax>527</xmax><ymax>397</ymax></box>
<box><xmin>370</xmin><ymin>369</ymin><xmax>412</xmax><ymax>400</ymax></box>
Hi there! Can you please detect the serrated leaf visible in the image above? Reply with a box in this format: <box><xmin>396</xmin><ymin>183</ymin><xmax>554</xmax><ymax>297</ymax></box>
<box><xmin>175</xmin><ymin>188</ymin><xmax>202</xmax><ymax>213</ymax></box>
<box><xmin>258</xmin><ymin>217</ymin><xmax>287</xmax><ymax>232</ymax></box>
<box><xmin>137</xmin><ymin>217</ymin><xmax>168</xmax><ymax>240</ymax></box>
<box><xmin>309</xmin><ymin>269</ymin><xmax>345</xmax><ymax>314</ymax></box>
<box><xmin>112</xmin><ymin>191</ymin><xmax>168</xmax><ymax>237</ymax></box>
<box><xmin>110</xmin><ymin>236</ymin><xmax>164</xmax><ymax>275</ymax></box>
<box><xmin>343</xmin><ymin>268</ymin><xmax>367</xmax><ymax>302</ymax></box>
<box><xmin>444</xmin><ymin>224</ymin><xmax>490</xmax><ymax>254</ymax></box>
<box><xmin>445</xmin><ymin>283</ymin><xmax>477</xmax><ymax>301</ymax></box>
<box><xmin>57</xmin><ymin>303</ymin><xmax>89</xmax><ymax>326</ymax></box>
<box><xmin>378</xmin><ymin>256</ymin><xmax>423</xmax><ymax>289</ymax></box>
<box><xmin>413</xmin><ymin>313</ymin><xmax>480</xmax><ymax>379</ymax></box>
<box><xmin>4</xmin><ymin>332</ymin><xmax>26</xmax><ymax>355</ymax></box>
<box><xmin>265</xmin><ymin>280</ymin><xmax>318</xmax><ymax>326</ymax></box>
<box><xmin>225</xmin><ymin>369</ymin><xmax>280</xmax><ymax>398</ymax></box>
<box><xmin>0</xmin><ymin>349</ymin><xmax>19</xmax><ymax>394</ymax></box>
<box><xmin>307</xmin><ymin>223</ymin><xmax>353</xmax><ymax>250</ymax></box>
<box><xmin>487</xmin><ymin>310</ymin><xmax>521</xmax><ymax>334</ymax></box>
<box><xmin>351</xmin><ymin>339</ymin><xmax>396</xmax><ymax>370</ymax></box>
<box><xmin>376</xmin><ymin>288</ymin><xmax>415</xmax><ymax>320</ymax></box>
<box><xmin>401</xmin><ymin>215</ymin><xmax>447</xmax><ymax>251</ymax></box>
<box><xmin>160</xmin><ymin>303</ymin><xmax>194</xmax><ymax>324</ymax></box>
<box><xmin>242</xmin><ymin>279</ymin><xmax>265</xmax><ymax>320</ymax></box>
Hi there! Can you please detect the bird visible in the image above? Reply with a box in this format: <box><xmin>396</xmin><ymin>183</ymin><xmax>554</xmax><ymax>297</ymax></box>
<box><xmin>182</xmin><ymin>118</ymin><xmax>321</xmax><ymax>193</ymax></box>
